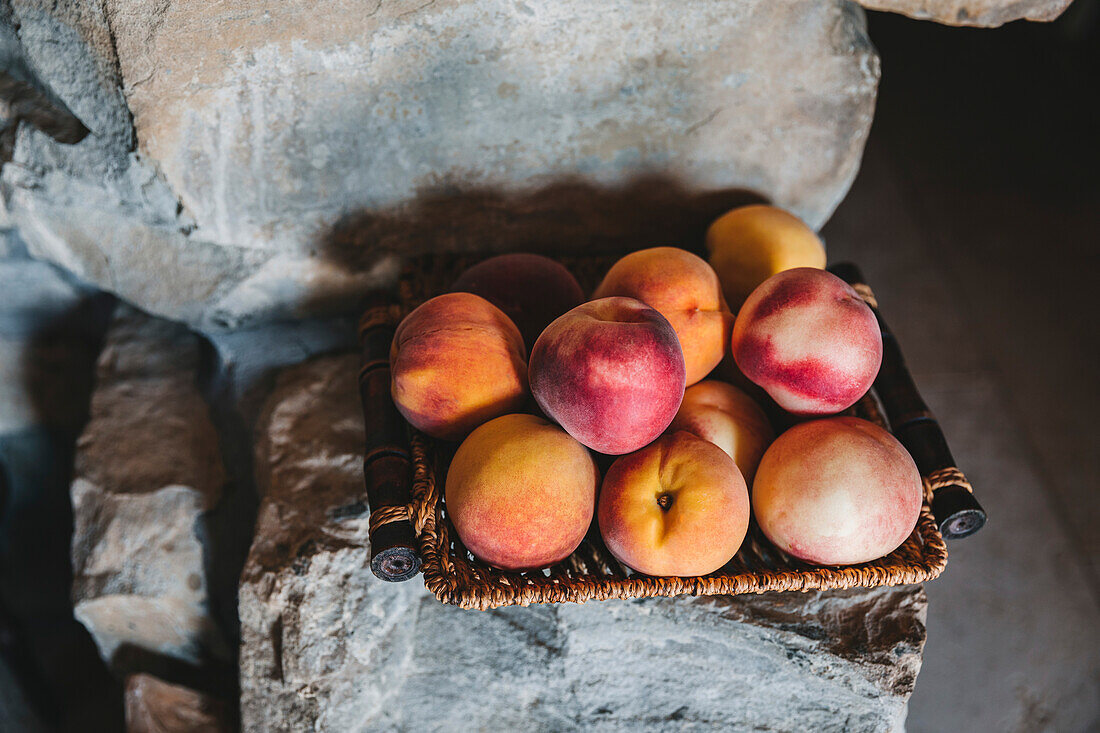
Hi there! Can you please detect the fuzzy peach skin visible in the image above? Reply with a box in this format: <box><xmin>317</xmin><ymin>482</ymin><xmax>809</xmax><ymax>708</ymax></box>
<box><xmin>731</xmin><ymin>268</ymin><xmax>882</xmax><ymax>415</ymax></box>
<box><xmin>445</xmin><ymin>414</ymin><xmax>598</xmax><ymax>570</ymax></box>
<box><xmin>668</xmin><ymin>380</ymin><xmax>774</xmax><ymax>485</ymax></box>
<box><xmin>593</xmin><ymin>247</ymin><xmax>733</xmax><ymax>386</ymax></box>
<box><xmin>529</xmin><ymin>297</ymin><xmax>686</xmax><ymax>455</ymax></box>
<box><xmin>753</xmin><ymin>417</ymin><xmax>922</xmax><ymax>565</ymax></box>
<box><xmin>451</xmin><ymin>253</ymin><xmax>585</xmax><ymax>350</ymax></box>
<box><xmin>598</xmin><ymin>431</ymin><xmax>749</xmax><ymax>576</ymax></box>
<box><xmin>391</xmin><ymin>292</ymin><xmax>528</xmax><ymax>441</ymax></box>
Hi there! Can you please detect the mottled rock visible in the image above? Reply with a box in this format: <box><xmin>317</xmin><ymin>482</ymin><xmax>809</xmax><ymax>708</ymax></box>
<box><xmin>240</xmin><ymin>354</ymin><xmax>927</xmax><ymax>732</ymax></box>
<box><xmin>70</xmin><ymin>305</ymin><xmax>230</xmax><ymax>671</ymax></box>
<box><xmin>5</xmin><ymin>0</ymin><xmax>877</xmax><ymax>330</ymax></box>
<box><xmin>125</xmin><ymin>673</ymin><xmax>231</xmax><ymax>733</ymax></box>
<box><xmin>857</xmin><ymin>0</ymin><xmax>1073</xmax><ymax>26</ymax></box>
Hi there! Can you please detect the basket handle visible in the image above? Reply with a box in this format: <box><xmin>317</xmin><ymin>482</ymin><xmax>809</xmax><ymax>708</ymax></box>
<box><xmin>358</xmin><ymin>294</ymin><xmax>422</xmax><ymax>581</ymax></box>
<box><xmin>829</xmin><ymin>262</ymin><xmax>986</xmax><ymax>540</ymax></box>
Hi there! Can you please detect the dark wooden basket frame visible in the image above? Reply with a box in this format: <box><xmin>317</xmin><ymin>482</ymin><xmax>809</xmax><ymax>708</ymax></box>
<box><xmin>357</xmin><ymin>254</ymin><xmax>986</xmax><ymax>609</ymax></box>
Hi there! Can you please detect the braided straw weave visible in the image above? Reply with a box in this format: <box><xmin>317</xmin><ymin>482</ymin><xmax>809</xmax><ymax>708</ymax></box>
<box><xmin>375</xmin><ymin>253</ymin><xmax>950</xmax><ymax>610</ymax></box>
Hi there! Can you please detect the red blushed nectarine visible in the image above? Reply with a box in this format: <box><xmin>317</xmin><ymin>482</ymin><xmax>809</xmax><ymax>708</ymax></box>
<box><xmin>731</xmin><ymin>267</ymin><xmax>882</xmax><ymax>415</ymax></box>
<box><xmin>445</xmin><ymin>414</ymin><xmax>598</xmax><ymax>570</ymax></box>
<box><xmin>390</xmin><ymin>292</ymin><xmax>528</xmax><ymax>441</ymax></box>
<box><xmin>529</xmin><ymin>297</ymin><xmax>686</xmax><ymax>455</ymax></box>
<box><xmin>752</xmin><ymin>417</ymin><xmax>922</xmax><ymax>566</ymax></box>
<box><xmin>598</xmin><ymin>431</ymin><xmax>750</xmax><ymax>577</ymax></box>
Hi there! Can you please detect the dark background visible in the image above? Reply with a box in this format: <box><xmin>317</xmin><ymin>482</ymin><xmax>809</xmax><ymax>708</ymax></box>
<box><xmin>824</xmin><ymin>4</ymin><xmax>1099</xmax><ymax>730</ymax></box>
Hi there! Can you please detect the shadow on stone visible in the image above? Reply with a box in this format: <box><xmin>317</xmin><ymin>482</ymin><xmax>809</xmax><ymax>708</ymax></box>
<box><xmin>316</xmin><ymin>175</ymin><xmax>768</xmax><ymax>300</ymax></box>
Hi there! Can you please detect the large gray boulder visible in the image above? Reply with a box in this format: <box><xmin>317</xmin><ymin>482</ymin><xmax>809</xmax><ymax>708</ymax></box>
<box><xmin>4</xmin><ymin>0</ymin><xmax>878</xmax><ymax>331</ymax></box>
<box><xmin>857</xmin><ymin>0</ymin><xmax>1073</xmax><ymax>26</ymax></box>
<box><xmin>240</xmin><ymin>354</ymin><xmax>928</xmax><ymax>732</ymax></box>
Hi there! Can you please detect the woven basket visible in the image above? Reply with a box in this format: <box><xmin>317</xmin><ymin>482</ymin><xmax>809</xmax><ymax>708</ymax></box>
<box><xmin>358</xmin><ymin>252</ymin><xmax>982</xmax><ymax>610</ymax></box>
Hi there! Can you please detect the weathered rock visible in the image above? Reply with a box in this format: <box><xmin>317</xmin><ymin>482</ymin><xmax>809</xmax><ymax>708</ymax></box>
<box><xmin>125</xmin><ymin>673</ymin><xmax>232</xmax><ymax>733</ymax></box>
<box><xmin>4</xmin><ymin>0</ymin><xmax>878</xmax><ymax>330</ymax></box>
<box><xmin>74</xmin><ymin>310</ymin><xmax>226</xmax><ymax>503</ymax></box>
<box><xmin>240</xmin><ymin>354</ymin><xmax>927</xmax><ymax>732</ymax></box>
<box><xmin>857</xmin><ymin>0</ymin><xmax>1073</xmax><ymax>26</ymax></box>
<box><xmin>70</xmin><ymin>305</ymin><xmax>230</xmax><ymax>671</ymax></box>
<box><xmin>71</xmin><ymin>482</ymin><xmax>221</xmax><ymax>668</ymax></box>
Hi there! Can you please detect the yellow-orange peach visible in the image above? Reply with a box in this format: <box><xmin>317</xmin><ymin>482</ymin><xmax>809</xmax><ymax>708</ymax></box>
<box><xmin>753</xmin><ymin>417</ymin><xmax>922</xmax><ymax>565</ymax></box>
<box><xmin>731</xmin><ymin>268</ymin><xmax>882</xmax><ymax>415</ymax></box>
<box><xmin>668</xmin><ymin>380</ymin><xmax>774</xmax><ymax>485</ymax></box>
<box><xmin>445</xmin><ymin>414</ymin><xmax>598</xmax><ymax>570</ymax></box>
<box><xmin>529</xmin><ymin>297</ymin><xmax>685</xmax><ymax>455</ymax></box>
<box><xmin>598</xmin><ymin>431</ymin><xmax>749</xmax><ymax>577</ymax></box>
<box><xmin>391</xmin><ymin>292</ymin><xmax>527</xmax><ymax>441</ymax></box>
<box><xmin>593</xmin><ymin>247</ymin><xmax>732</xmax><ymax>386</ymax></box>
<box><xmin>706</xmin><ymin>204</ymin><xmax>826</xmax><ymax>310</ymax></box>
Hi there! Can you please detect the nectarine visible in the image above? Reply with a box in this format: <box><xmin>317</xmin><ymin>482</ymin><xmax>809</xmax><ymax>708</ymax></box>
<box><xmin>731</xmin><ymin>268</ymin><xmax>882</xmax><ymax>415</ymax></box>
<box><xmin>753</xmin><ymin>417</ymin><xmax>922</xmax><ymax>565</ymax></box>
<box><xmin>529</xmin><ymin>297</ymin><xmax>686</xmax><ymax>455</ymax></box>
<box><xmin>598</xmin><ymin>431</ymin><xmax>750</xmax><ymax>577</ymax></box>
<box><xmin>391</xmin><ymin>292</ymin><xmax>528</xmax><ymax>440</ymax></box>
<box><xmin>706</xmin><ymin>204</ymin><xmax>826</xmax><ymax>310</ymax></box>
<box><xmin>445</xmin><ymin>414</ymin><xmax>598</xmax><ymax>570</ymax></box>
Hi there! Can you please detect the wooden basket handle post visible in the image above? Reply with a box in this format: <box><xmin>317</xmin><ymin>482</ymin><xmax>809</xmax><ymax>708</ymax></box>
<box><xmin>359</xmin><ymin>294</ymin><xmax>422</xmax><ymax>581</ymax></box>
<box><xmin>829</xmin><ymin>262</ymin><xmax>987</xmax><ymax>540</ymax></box>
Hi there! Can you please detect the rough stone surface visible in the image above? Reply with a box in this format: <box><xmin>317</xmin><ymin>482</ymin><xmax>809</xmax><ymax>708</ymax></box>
<box><xmin>125</xmin><ymin>673</ymin><xmax>232</xmax><ymax>733</ymax></box>
<box><xmin>74</xmin><ymin>308</ymin><xmax>226</xmax><ymax>504</ymax></box>
<box><xmin>3</xmin><ymin>0</ymin><xmax>878</xmax><ymax>330</ymax></box>
<box><xmin>70</xmin><ymin>305</ymin><xmax>230</xmax><ymax>671</ymax></box>
<box><xmin>858</xmin><ymin>0</ymin><xmax>1073</xmax><ymax>26</ymax></box>
<box><xmin>240</xmin><ymin>354</ymin><xmax>927</xmax><ymax>732</ymax></box>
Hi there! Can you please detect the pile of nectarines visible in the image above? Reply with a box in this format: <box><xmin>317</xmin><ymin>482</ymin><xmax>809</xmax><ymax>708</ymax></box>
<box><xmin>390</xmin><ymin>205</ymin><xmax>924</xmax><ymax>576</ymax></box>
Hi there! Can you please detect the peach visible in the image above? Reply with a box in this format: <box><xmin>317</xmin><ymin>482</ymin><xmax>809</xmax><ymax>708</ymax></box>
<box><xmin>391</xmin><ymin>292</ymin><xmax>527</xmax><ymax>440</ymax></box>
<box><xmin>668</xmin><ymin>380</ymin><xmax>774</xmax><ymax>485</ymax></box>
<box><xmin>598</xmin><ymin>431</ymin><xmax>750</xmax><ymax>576</ymax></box>
<box><xmin>529</xmin><ymin>297</ymin><xmax>685</xmax><ymax>455</ymax></box>
<box><xmin>753</xmin><ymin>417</ymin><xmax>923</xmax><ymax>565</ymax></box>
<box><xmin>445</xmin><ymin>413</ymin><xmax>598</xmax><ymax>570</ymax></box>
<box><xmin>451</xmin><ymin>253</ymin><xmax>585</xmax><ymax>350</ymax></box>
<box><xmin>593</xmin><ymin>247</ymin><xmax>732</xmax><ymax>386</ymax></box>
<box><xmin>731</xmin><ymin>268</ymin><xmax>882</xmax><ymax>415</ymax></box>
<box><xmin>706</xmin><ymin>204</ymin><xmax>827</xmax><ymax>311</ymax></box>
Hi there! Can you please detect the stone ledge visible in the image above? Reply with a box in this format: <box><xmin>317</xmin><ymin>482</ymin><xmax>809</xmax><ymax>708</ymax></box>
<box><xmin>240</xmin><ymin>353</ymin><xmax>927</xmax><ymax>732</ymax></box>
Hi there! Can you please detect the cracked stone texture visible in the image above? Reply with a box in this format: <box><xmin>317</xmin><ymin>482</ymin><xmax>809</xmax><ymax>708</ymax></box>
<box><xmin>857</xmin><ymin>0</ymin><xmax>1073</xmax><ymax>26</ymax></box>
<box><xmin>239</xmin><ymin>354</ymin><xmax>927</xmax><ymax>732</ymax></box>
<box><xmin>70</xmin><ymin>304</ymin><xmax>230</xmax><ymax>671</ymax></box>
<box><xmin>3</xmin><ymin>0</ymin><xmax>877</xmax><ymax>331</ymax></box>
